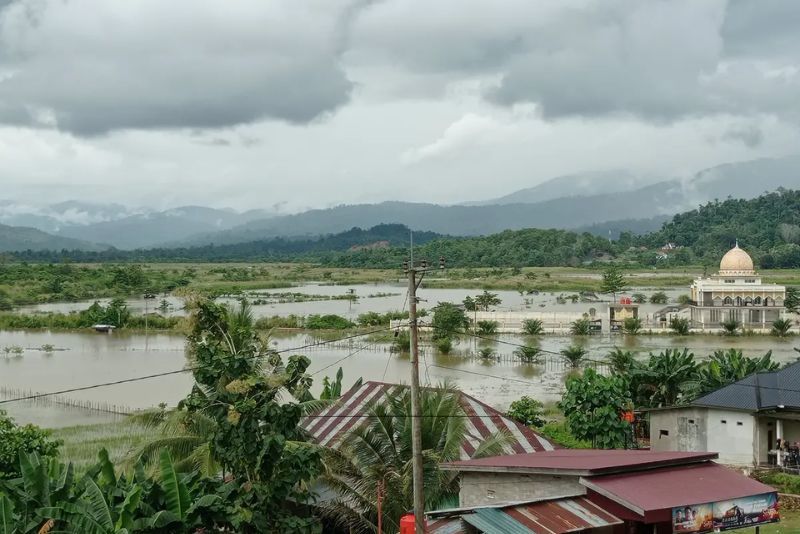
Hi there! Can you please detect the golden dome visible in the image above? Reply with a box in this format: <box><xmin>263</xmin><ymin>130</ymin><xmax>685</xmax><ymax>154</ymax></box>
<box><xmin>719</xmin><ymin>244</ymin><xmax>755</xmax><ymax>274</ymax></box>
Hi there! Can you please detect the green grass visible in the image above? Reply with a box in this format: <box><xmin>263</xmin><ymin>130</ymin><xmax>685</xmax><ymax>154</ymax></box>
<box><xmin>738</xmin><ymin>510</ymin><xmax>800</xmax><ymax>533</ymax></box>
<box><xmin>51</xmin><ymin>420</ymin><xmax>158</xmax><ymax>473</ymax></box>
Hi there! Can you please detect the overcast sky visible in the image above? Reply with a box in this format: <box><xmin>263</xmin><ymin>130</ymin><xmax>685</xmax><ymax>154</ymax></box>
<box><xmin>1</xmin><ymin>0</ymin><xmax>799</xmax><ymax>212</ymax></box>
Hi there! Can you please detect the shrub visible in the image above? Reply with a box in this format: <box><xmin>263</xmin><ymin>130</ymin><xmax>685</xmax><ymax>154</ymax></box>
<box><xmin>431</xmin><ymin>302</ymin><xmax>469</xmax><ymax>340</ymax></box>
<box><xmin>255</xmin><ymin>314</ymin><xmax>303</xmax><ymax>329</ymax></box>
<box><xmin>607</xmin><ymin>348</ymin><xmax>636</xmax><ymax>375</ymax></box>
<box><xmin>522</xmin><ymin>319</ymin><xmax>544</xmax><ymax>336</ymax></box>
<box><xmin>669</xmin><ymin>317</ymin><xmax>690</xmax><ymax>335</ymax></box>
<box><xmin>650</xmin><ymin>291</ymin><xmax>668</xmax><ymax>304</ymax></box>
<box><xmin>435</xmin><ymin>337</ymin><xmax>453</xmax><ymax>354</ymax></box>
<box><xmin>560</xmin><ymin>345</ymin><xmax>587</xmax><ymax>368</ymax></box>
<box><xmin>391</xmin><ymin>330</ymin><xmax>410</xmax><ymax>353</ymax></box>
<box><xmin>631</xmin><ymin>293</ymin><xmax>647</xmax><ymax>304</ymax></box>
<box><xmin>477</xmin><ymin>347</ymin><xmax>496</xmax><ymax>359</ymax></box>
<box><xmin>506</xmin><ymin>396</ymin><xmax>545</xmax><ymax>427</ymax></box>
<box><xmin>0</xmin><ymin>410</ymin><xmax>61</xmax><ymax>479</ymax></box>
<box><xmin>622</xmin><ymin>317</ymin><xmax>642</xmax><ymax>335</ymax></box>
<box><xmin>476</xmin><ymin>320</ymin><xmax>499</xmax><ymax>335</ymax></box>
<box><xmin>538</xmin><ymin>422</ymin><xmax>592</xmax><ymax>449</ymax></box>
<box><xmin>676</xmin><ymin>294</ymin><xmax>692</xmax><ymax>305</ymax></box>
<box><xmin>305</xmin><ymin>314</ymin><xmax>355</xmax><ymax>330</ymax></box>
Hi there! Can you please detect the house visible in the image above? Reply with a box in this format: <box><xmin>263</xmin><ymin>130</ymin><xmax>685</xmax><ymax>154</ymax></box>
<box><xmin>648</xmin><ymin>361</ymin><xmax>800</xmax><ymax>466</ymax></box>
<box><xmin>431</xmin><ymin>449</ymin><xmax>779</xmax><ymax>533</ymax></box>
<box><xmin>300</xmin><ymin>381</ymin><xmax>555</xmax><ymax>458</ymax></box>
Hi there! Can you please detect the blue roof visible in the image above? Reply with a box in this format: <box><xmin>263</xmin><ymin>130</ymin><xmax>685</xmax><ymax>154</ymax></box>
<box><xmin>693</xmin><ymin>360</ymin><xmax>800</xmax><ymax>411</ymax></box>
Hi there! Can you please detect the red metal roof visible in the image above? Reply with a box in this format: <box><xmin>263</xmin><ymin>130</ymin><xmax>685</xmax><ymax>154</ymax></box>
<box><xmin>581</xmin><ymin>463</ymin><xmax>777</xmax><ymax>522</ymax></box>
<box><xmin>427</xmin><ymin>496</ymin><xmax>622</xmax><ymax>533</ymax></box>
<box><xmin>441</xmin><ymin>449</ymin><xmax>717</xmax><ymax>475</ymax></box>
<box><xmin>301</xmin><ymin>381</ymin><xmax>554</xmax><ymax>459</ymax></box>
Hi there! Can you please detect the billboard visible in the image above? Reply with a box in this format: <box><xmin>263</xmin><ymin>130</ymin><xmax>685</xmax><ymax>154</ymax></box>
<box><xmin>672</xmin><ymin>493</ymin><xmax>779</xmax><ymax>533</ymax></box>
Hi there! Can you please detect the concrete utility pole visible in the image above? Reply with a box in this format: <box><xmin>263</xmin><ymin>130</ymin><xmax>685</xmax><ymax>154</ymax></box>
<box><xmin>404</xmin><ymin>253</ymin><xmax>445</xmax><ymax>534</ymax></box>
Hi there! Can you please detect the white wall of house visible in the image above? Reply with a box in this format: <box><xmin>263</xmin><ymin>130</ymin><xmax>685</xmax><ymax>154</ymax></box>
<box><xmin>650</xmin><ymin>407</ymin><xmax>756</xmax><ymax>465</ymax></box>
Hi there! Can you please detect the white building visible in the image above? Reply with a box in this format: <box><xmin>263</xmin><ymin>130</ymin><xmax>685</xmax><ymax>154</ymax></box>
<box><xmin>649</xmin><ymin>361</ymin><xmax>800</xmax><ymax>466</ymax></box>
<box><xmin>689</xmin><ymin>244</ymin><xmax>785</xmax><ymax>330</ymax></box>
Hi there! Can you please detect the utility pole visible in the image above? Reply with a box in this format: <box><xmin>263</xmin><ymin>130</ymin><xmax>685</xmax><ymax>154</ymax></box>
<box><xmin>403</xmin><ymin>254</ymin><xmax>445</xmax><ymax>534</ymax></box>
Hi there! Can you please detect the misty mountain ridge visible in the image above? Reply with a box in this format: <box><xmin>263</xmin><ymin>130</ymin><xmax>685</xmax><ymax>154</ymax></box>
<box><xmin>0</xmin><ymin>223</ymin><xmax>104</xmax><ymax>253</ymax></box>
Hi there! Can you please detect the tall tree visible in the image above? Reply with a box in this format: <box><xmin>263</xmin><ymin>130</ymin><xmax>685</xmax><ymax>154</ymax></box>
<box><xmin>559</xmin><ymin>369</ymin><xmax>632</xmax><ymax>449</ymax></box>
<box><xmin>600</xmin><ymin>265</ymin><xmax>627</xmax><ymax>301</ymax></box>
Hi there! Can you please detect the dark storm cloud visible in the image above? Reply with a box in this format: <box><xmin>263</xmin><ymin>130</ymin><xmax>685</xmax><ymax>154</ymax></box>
<box><xmin>0</xmin><ymin>0</ymin><xmax>354</xmax><ymax>135</ymax></box>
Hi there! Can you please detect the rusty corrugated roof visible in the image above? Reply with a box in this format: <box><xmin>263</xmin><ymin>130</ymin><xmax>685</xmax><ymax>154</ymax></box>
<box><xmin>301</xmin><ymin>381</ymin><xmax>554</xmax><ymax>459</ymax></box>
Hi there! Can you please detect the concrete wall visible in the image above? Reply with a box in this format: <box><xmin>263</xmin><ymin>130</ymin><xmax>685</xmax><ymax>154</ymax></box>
<box><xmin>458</xmin><ymin>472</ymin><xmax>584</xmax><ymax>508</ymax></box>
<box><xmin>650</xmin><ymin>407</ymin><xmax>756</xmax><ymax>465</ymax></box>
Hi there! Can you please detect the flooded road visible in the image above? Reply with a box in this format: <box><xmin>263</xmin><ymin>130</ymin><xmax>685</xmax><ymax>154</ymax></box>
<box><xmin>1</xmin><ymin>328</ymin><xmax>797</xmax><ymax>428</ymax></box>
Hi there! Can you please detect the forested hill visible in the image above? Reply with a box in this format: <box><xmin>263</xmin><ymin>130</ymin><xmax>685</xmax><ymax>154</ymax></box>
<box><xmin>636</xmin><ymin>189</ymin><xmax>800</xmax><ymax>268</ymax></box>
<box><xmin>10</xmin><ymin>224</ymin><xmax>443</xmax><ymax>263</ymax></box>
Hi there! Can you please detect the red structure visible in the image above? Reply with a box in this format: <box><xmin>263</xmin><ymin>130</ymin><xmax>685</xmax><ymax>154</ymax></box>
<box><xmin>399</xmin><ymin>513</ymin><xmax>417</xmax><ymax>534</ymax></box>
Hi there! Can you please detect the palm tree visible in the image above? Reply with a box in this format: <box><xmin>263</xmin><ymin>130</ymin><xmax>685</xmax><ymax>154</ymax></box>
<box><xmin>514</xmin><ymin>345</ymin><xmax>542</xmax><ymax>363</ymax></box>
<box><xmin>771</xmin><ymin>318</ymin><xmax>793</xmax><ymax>337</ymax></box>
<box><xmin>570</xmin><ymin>318</ymin><xmax>591</xmax><ymax>336</ymax></box>
<box><xmin>636</xmin><ymin>349</ymin><xmax>698</xmax><ymax>407</ymax></box>
<box><xmin>522</xmin><ymin>319</ymin><xmax>544</xmax><ymax>336</ymax></box>
<box><xmin>318</xmin><ymin>386</ymin><xmax>509</xmax><ymax>533</ymax></box>
<box><xmin>622</xmin><ymin>317</ymin><xmax>642</xmax><ymax>335</ymax></box>
<box><xmin>607</xmin><ymin>348</ymin><xmax>636</xmax><ymax>375</ymax></box>
<box><xmin>721</xmin><ymin>317</ymin><xmax>740</xmax><ymax>336</ymax></box>
<box><xmin>561</xmin><ymin>345</ymin><xmax>587</xmax><ymax>369</ymax></box>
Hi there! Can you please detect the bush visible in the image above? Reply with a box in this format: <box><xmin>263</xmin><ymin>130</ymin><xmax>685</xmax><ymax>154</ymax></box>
<box><xmin>255</xmin><ymin>314</ymin><xmax>303</xmax><ymax>329</ymax></box>
<box><xmin>561</xmin><ymin>345</ymin><xmax>588</xmax><ymax>368</ymax></box>
<box><xmin>357</xmin><ymin>310</ymin><xmax>407</xmax><ymax>327</ymax></box>
<box><xmin>559</xmin><ymin>369</ymin><xmax>632</xmax><ymax>449</ymax></box>
<box><xmin>431</xmin><ymin>302</ymin><xmax>469</xmax><ymax>340</ymax></box>
<box><xmin>305</xmin><ymin>314</ymin><xmax>355</xmax><ymax>330</ymax></box>
<box><xmin>0</xmin><ymin>410</ymin><xmax>61</xmax><ymax>479</ymax></box>
<box><xmin>476</xmin><ymin>320</ymin><xmax>499</xmax><ymax>335</ymax></box>
<box><xmin>477</xmin><ymin>347</ymin><xmax>496</xmax><ymax>359</ymax></box>
<box><xmin>522</xmin><ymin>319</ymin><xmax>544</xmax><ymax>335</ymax></box>
<box><xmin>677</xmin><ymin>294</ymin><xmax>692</xmax><ymax>305</ymax></box>
<box><xmin>650</xmin><ymin>291</ymin><xmax>669</xmax><ymax>304</ymax></box>
<box><xmin>506</xmin><ymin>396</ymin><xmax>545</xmax><ymax>427</ymax></box>
<box><xmin>538</xmin><ymin>422</ymin><xmax>592</xmax><ymax>449</ymax></box>
<box><xmin>669</xmin><ymin>317</ymin><xmax>690</xmax><ymax>335</ymax></box>
<box><xmin>435</xmin><ymin>337</ymin><xmax>453</xmax><ymax>354</ymax></box>
<box><xmin>752</xmin><ymin>471</ymin><xmax>800</xmax><ymax>495</ymax></box>
<box><xmin>631</xmin><ymin>293</ymin><xmax>647</xmax><ymax>304</ymax></box>
<box><xmin>391</xmin><ymin>330</ymin><xmax>410</xmax><ymax>353</ymax></box>
<box><xmin>622</xmin><ymin>317</ymin><xmax>642</xmax><ymax>335</ymax></box>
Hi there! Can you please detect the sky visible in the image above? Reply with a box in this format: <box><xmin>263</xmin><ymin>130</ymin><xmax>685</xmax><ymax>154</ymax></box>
<box><xmin>0</xmin><ymin>0</ymin><xmax>799</xmax><ymax>213</ymax></box>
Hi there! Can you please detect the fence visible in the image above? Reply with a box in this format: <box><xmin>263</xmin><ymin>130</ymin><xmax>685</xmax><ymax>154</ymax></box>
<box><xmin>0</xmin><ymin>386</ymin><xmax>133</xmax><ymax>416</ymax></box>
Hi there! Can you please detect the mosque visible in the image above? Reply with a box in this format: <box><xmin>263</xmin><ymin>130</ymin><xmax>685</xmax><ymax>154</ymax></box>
<box><xmin>689</xmin><ymin>244</ymin><xmax>786</xmax><ymax>330</ymax></box>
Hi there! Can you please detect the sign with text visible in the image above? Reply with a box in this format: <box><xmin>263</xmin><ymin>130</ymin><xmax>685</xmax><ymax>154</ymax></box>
<box><xmin>672</xmin><ymin>492</ymin><xmax>779</xmax><ymax>533</ymax></box>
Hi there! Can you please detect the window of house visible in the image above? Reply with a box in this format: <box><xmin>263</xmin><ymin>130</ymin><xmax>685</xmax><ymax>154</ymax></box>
<box><xmin>688</xmin><ymin>419</ymin><xmax>695</xmax><ymax>424</ymax></box>
<box><xmin>721</xmin><ymin>420</ymin><xmax>727</xmax><ymax>424</ymax></box>
<box><xmin>745</xmin><ymin>279</ymin><xmax>755</xmax><ymax>283</ymax></box>
<box><xmin>725</xmin><ymin>279</ymin><xmax>735</xmax><ymax>284</ymax></box>
<box><xmin>659</xmin><ymin>430</ymin><xmax>669</xmax><ymax>437</ymax></box>
<box><xmin>737</xmin><ymin>422</ymin><xmax>743</xmax><ymax>426</ymax></box>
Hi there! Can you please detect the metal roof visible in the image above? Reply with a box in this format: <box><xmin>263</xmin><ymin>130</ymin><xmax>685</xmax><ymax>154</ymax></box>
<box><xmin>441</xmin><ymin>449</ymin><xmax>717</xmax><ymax>476</ymax></box>
<box><xmin>692</xmin><ymin>360</ymin><xmax>800</xmax><ymax>412</ymax></box>
<box><xmin>300</xmin><ymin>381</ymin><xmax>554</xmax><ymax>459</ymax></box>
<box><xmin>428</xmin><ymin>496</ymin><xmax>622</xmax><ymax>533</ymax></box>
<box><xmin>581</xmin><ymin>463</ymin><xmax>776</xmax><ymax>519</ymax></box>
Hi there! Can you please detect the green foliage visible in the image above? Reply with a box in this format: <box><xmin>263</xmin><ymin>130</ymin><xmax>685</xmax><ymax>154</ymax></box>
<box><xmin>631</xmin><ymin>293</ymin><xmax>647</xmax><ymax>304</ymax></box>
<box><xmin>559</xmin><ymin>369</ymin><xmax>632</xmax><ymax>449</ymax></box>
<box><xmin>570</xmin><ymin>318</ymin><xmax>591</xmax><ymax>336</ymax></box>
<box><xmin>521</xmin><ymin>319</ymin><xmax>544</xmax><ymax>336</ymax></box>
<box><xmin>474</xmin><ymin>291</ymin><xmax>501</xmax><ymax>311</ymax></box>
<box><xmin>669</xmin><ymin>317</ymin><xmax>690</xmax><ymax>335</ymax></box>
<box><xmin>721</xmin><ymin>317</ymin><xmax>740</xmax><ymax>336</ymax></box>
<box><xmin>506</xmin><ymin>397</ymin><xmax>545</xmax><ymax>427</ymax></box>
<box><xmin>537</xmin><ymin>422</ymin><xmax>592</xmax><ymax>449</ymax></box>
<box><xmin>391</xmin><ymin>330</ymin><xmax>410</xmax><ymax>353</ymax></box>
<box><xmin>0</xmin><ymin>411</ymin><xmax>61</xmax><ymax>480</ymax></box>
<box><xmin>356</xmin><ymin>310</ymin><xmax>407</xmax><ymax>327</ymax></box>
<box><xmin>694</xmin><ymin>349</ymin><xmax>779</xmax><ymax>398</ymax></box>
<box><xmin>786</xmin><ymin>287</ymin><xmax>800</xmax><ymax>314</ymax></box>
<box><xmin>636</xmin><ymin>349</ymin><xmax>698</xmax><ymax>407</ymax></box>
<box><xmin>182</xmin><ymin>299</ymin><xmax>322</xmax><ymax>531</ymax></box>
<box><xmin>304</xmin><ymin>314</ymin><xmax>354</xmax><ymax>330</ymax></box>
<box><xmin>477</xmin><ymin>347</ymin><xmax>496</xmax><ymax>359</ymax></box>
<box><xmin>560</xmin><ymin>345</ymin><xmax>587</xmax><ymax>369</ymax></box>
<box><xmin>476</xmin><ymin>320</ymin><xmax>498</xmax><ymax>335</ymax></box>
<box><xmin>751</xmin><ymin>471</ymin><xmax>800</xmax><ymax>495</ymax></box>
<box><xmin>431</xmin><ymin>302</ymin><xmax>468</xmax><ymax>340</ymax></box>
<box><xmin>622</xmin><ymin>317</ymin><xmax>642</xmax><ymax>335</ymax></box>
<box><xmin>772</xmin><ymin>318</ymin><xmax>793</xmax><ymax>337</ymax></box>
<box><xmin>649</xmin><ymin>291</ymin><xmax>668</xmax><ymax>304</ymax></box>
<box><xmin>600</xmin><ymin>265</ymin><xmax>626</xmax><ymax>297</ymax></box>
<box><xmin>607</xmin><ymin>349</ymin><xmax>637</xmax><ymax>375</ymax></box>
<box><xmin>318</xmin><ymin>385</ymin><xmax>509</xmax><ymax>532</ymax></box>
<box><xmin>676</xmin><ymin>294</ymin><xmax>692</xmax><ymax>305</ymax></box>
<box><xmin>513</xmin><ymin>345</ymin><xmax>541</xmax><ymax>363</ymax></box>
<box><xmin>435</xmin><ymin>337</ymin><xmax>453</xmax><ymax>354</ymax></box>
<box><xmin>319</xmin><ymin>367</ymin><xmax>362</xmax><ymax>401</ymax></box>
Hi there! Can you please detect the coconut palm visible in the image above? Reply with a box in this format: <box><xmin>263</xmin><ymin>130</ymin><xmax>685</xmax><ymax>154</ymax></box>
<box><xmin>318</xmin><ymin>385</ymin><xmax>509</xmax><ymax>534</ymax></box>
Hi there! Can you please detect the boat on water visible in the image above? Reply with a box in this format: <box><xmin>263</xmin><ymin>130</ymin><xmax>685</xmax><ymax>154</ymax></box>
<box><xmin>93</xmin><ymin>324</ymin><xmax>116</xmax><ymax>333</ymax></box>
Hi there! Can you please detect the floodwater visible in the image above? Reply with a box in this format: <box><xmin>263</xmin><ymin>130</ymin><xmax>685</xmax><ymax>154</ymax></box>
<box><xmin>1</xmin><ymin>328</ymin><xmax>798</xmax><ymax>428</ymax></box>
<box><xmin>17</xmin><ymin>283</ymin><xmax>690</xmax><ymax>320</ymax></box>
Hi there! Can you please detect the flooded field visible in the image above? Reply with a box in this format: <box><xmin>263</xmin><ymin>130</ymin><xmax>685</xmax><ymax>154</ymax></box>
<box><xmin>1</xmin><ymin>328</ymin><xmax>797</xmax><ymax>428</ymax></box>
<box><xmin>17</xmin><ymin>283</ymin><xmax>690</xmax><ymax>320</ymax></box>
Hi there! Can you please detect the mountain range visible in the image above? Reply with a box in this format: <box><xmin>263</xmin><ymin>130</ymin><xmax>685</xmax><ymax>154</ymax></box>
<box><xmin>1</xmin><ymin>154</ymin><xmax>798</xmax><ymax>252</ymax></box>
